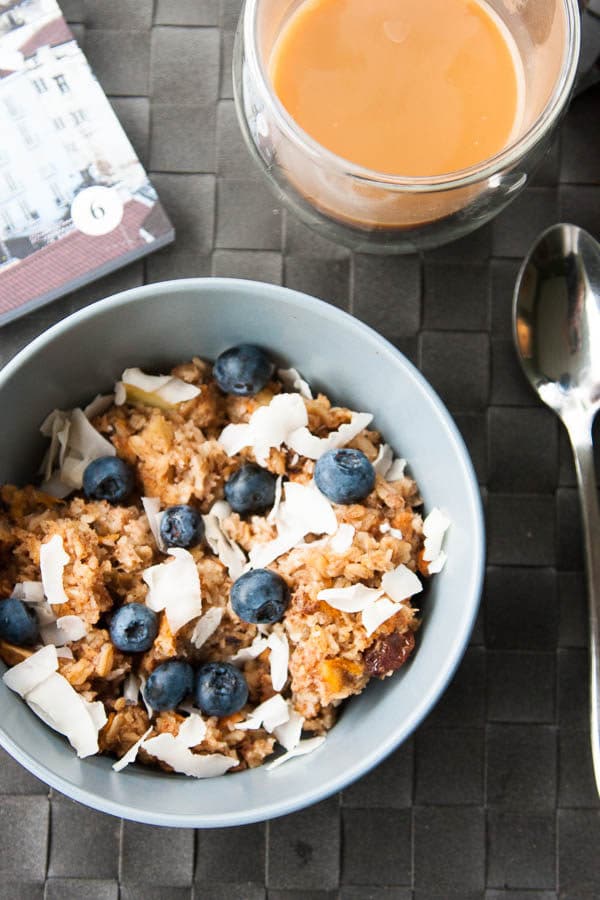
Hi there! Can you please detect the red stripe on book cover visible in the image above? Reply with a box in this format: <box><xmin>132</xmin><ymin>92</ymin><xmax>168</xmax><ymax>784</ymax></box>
<box><xmin>0</xmin><ymin>200</ymin><xmax>168</xmax><ymax>314</ymax></box>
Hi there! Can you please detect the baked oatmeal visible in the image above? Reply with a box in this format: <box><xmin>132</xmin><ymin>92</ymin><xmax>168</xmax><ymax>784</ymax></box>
<box><xmin>0</xmin><ymin>346</ymin><xmax>449</xmax><ymax>776</ymax></box>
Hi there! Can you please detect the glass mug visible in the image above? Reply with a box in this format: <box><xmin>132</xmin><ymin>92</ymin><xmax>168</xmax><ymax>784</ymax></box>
<box><xmin>233</xmin><ymin>0</ymin><xmax>581</xmax><ymax>253</ymax></box>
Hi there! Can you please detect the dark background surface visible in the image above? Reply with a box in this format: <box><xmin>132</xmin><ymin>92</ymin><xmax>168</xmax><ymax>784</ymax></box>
<box><xmin>1</xmin><ymin>2</ymin><xmax>600</xmax><ymax>898</ymax></box>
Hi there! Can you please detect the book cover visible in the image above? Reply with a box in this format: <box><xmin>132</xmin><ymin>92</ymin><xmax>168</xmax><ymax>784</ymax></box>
<box><xmin>0</xmin><ymin>0</ymin><xmax>174</xmax><ymax>326</ymax></box>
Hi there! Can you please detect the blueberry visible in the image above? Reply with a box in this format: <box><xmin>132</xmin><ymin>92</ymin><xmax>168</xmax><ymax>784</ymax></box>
<box><xmin>195</xmin><ymin>661</ymin><xmax>248</xmax><ymax>717</ymax></box>
<box><xmin>82</xmin><ymin>456</ymin><xmax>135</xmax><ymax>504</ymax></box>
<box><xmin>160</xmin><ymin>505</ymin><xmax>204</xmax><ymax>548</ymax></box>
<box><xmin>144</xmin><ymin>659</ymin><xmax>194</xmax><ymax>711</ymax></box>
<box><xmin>213</xmin><ymin>344</ymin><xmax>274</xmax><ymax>396</ymax></box>
<box><xmin>314</xmin><ymin>448</ymin><xmax>375</xmax><ymax>504</ymax></box>
<box><xmin>110</xmin><ymin>603</ymin><xmax>158</xmax><ymax>653</ymax></box>
<box><xmin>0</xmin><ymin>597</ymin><xmax>39</xmax><ymax>646</ymax></box>
<box><xmin>230</xmin><ymin>568</ymin><xmax>290</xmax><ymax>625</ymax></box>
<box><xmin>224</xmin><ymin>464</ymin><xmax>277</xmax><ymax>515</ymax></box>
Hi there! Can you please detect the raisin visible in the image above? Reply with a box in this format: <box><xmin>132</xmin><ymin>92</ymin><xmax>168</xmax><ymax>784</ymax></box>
<box><xmin>364</xmin><ymin>630</ymin><xmax>416</xmax><ymax>679</ymax></box>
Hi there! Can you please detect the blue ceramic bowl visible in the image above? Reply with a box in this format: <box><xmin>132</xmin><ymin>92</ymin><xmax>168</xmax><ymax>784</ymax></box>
<box><xmin>0</xmin><ymin>279</ymin><xmax>484</xmax><ymax>826</ymax></box>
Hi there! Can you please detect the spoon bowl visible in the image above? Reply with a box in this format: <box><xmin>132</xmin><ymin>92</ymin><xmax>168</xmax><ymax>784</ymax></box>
<box><xmin>515</xmin><ymin>223</ymin><xmax>600</xmax><ymax>419</ymax></box>
<box><xmin>514</xmin><ymin>222</ymin><xmax>600</xmax><ymax>796</ymax></box>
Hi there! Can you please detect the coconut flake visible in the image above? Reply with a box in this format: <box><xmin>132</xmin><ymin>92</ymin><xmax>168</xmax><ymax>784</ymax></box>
<box><xmin>114</xmin><ymin>382</ymin><xmax>126</xmax><ymax>405</ymax></box>
<box><xmin>39</xmin><ymin>472</ymin><xmax>73</xmax><ymax>500</ymax></box>
<box><xmin>178</xmin><ymin>713</ymin><xmax>207</xmax><ymax>747</ymax></box>
<box><xmin>105</xmin><ymin>666</ymin><xmax>127</xmax><ymax>682</ymax></box>
<box><xmin>39</xmin><ymin>410</ymin><xmax>71</xmax><ymax>481</ymax></box>
<box><xmin>218</xmin><ymin>392</ymin><xmax>372</xmax><ymax>464</ymax></box>
<box><xmin>123</xmin><ymin>673</ymin><xmax>140</xmax><ymax>704</ymax></box>
<box><xmin>217</xmin><ymin>423</ymin><xmax>255</xmax><ymax>459</ymax></box>
<box><xmin>115</xmin><ymin>367</ymin><xmax>201</xmax><ymax>407</ymax></box>
<box><xmin>362</xmin><ymin>596</ymin><xmax>402</xmax><ymax>636</ymax></box>
<box><xmin>84</xmin><ymin>394</ymin><xmax>114</xmax><ymax>419</ymax></box>
<box><xmin>40</xmin><ymin>407</ymin><xmax>116</xmax><ymax>496</ymax></box>
<box><xmin>287</xmin><ymin>412</ymin><xmax>373</xmax><ymax>460</ymax></box>
<box><xmin>190</xmin><ymin>607</ymin><xmax>223</xmax><ymax>650</ymax></box>
<box><xmin>87</xmin><ymin>699</ymin><xmax>109</xmax><ymax>732</ymax></box>
<box><xmin>25</xmin><ymin>672</ymin><xmax>106</xmax><ymax>758</ymax></box>
<box><xmin>56</xmin><ymin>615</ymin><xmax>86</xmax><ymax>641</ymax></box>
<box><xmin>229</xmin><ymin>633</ymin><xmax>269</xmax><ymax>664</ymax></box>
<box><xmin>278</xmin><ymin>482</ymin><xmax>337</xmax><ymax>537</ymax></box>
<box><xmin>248</xmin><ymin>529</ymin><xmax>301</xmax><ymax>569</ymax></box>
<box><xmin>112</xmin><ymin>726</ymin><xmax>153</xmax><ymax>772</ymax></box>
<box><xmin>386</xmin><ymin>458</ymin><xmax>407</xmax><ymax>481</ymax></box>
<box><xmin>40</xmin><ymin>535</ymin><xmax>70</xmax><ymax>606</ymax></box>
<box><xmin>39</xmin><ymin>408</ymin><xmax>65</xmax><ymax>445</ymax></box>
<box><xmin>142</xmin><ymin>496</ymin><xmax>165</xmax><ymax>552</ymax></box>
<box><xmin>330</xmin><ymin>524</ymin><xmax>355</xmax><ymax>554</ymax></box>
<box><xmin>318</xmin><ymin>583</ymin><xmax>384</xmax><ymax>614</ymax></box>
<box><xmin>147</xmin><ymin>381</ymin><xmax>200</xmax><ymax>406</ymax></box>
<box><xmin>427</xmin><ymin>550</ymin><xmax>447</xmax><ymax>574</ymax></box>
<box><xmin>378</xmin><ymin>522</ymin><xmax>402</xmax><ymax>539</ymax></box>
<box><xmin>218</xmin><ymin>393</ymin><xmax>308</xmax><ymax>465</ymax></box>
<box><xmin>31</xmin><ymin>602</ymin><xmax>57</xmax><ymax>628</ymax></box>
<box><xmin>25</xmin><ymin>583</ymin><xmax>46</xmax><ymax>604</ymax></box>
<box><xmin>267</xmin><ymin>475</ymin><xmax>284</xmax><ymax>524</ymax></box>
<box><xmin>12</xmin><ymin>581</ymin><xmax>45</xmax><ymax>604</ymax></box>
<box><xmin>423</xmin><ymin>508</ymin><xmax>451</xmax><ymax>563</ymax></box>
<box><xmin>2</xmin><ymin>645</ymin><xmax>58</xmax><ymax>696</ymax></box>
<box><xmin>237</xmin><ymin>694</ymin><xmax>290</xmax><ymax>732</ymax></box>
<box><xmin>293</xmin><ymin>534</ymin><xmax>328</xmax><ymax>551</ymax></box>
<box><xmin>267</xmin><ymin>631</ymin><xmax>289</xmax><ymax>692</ymax></box>
<box><xmin>59</xmin><ymin>408</ymin><xmax>116</xmax><ymax>488</ymax></box>
<box><xmin>68</xmin><ymin>408</ymin><xmax>113</xmax><ymax>459</ymax></box>
<box><xmin>41</xmin><ymin>614</ymin><xmax>86</xmax><ymax>647</ymax></box>
<box><xmin>266</xmin><ymin>736</ymin><xmax>326</xmax><ymax>770</ymax></box>
<box><xmin>273</xmin><ymin>705</ymin><xmax>304</xmax><ymax>751</ymax></box>
<box><xmin>59</xmin><ymin>456</ymin><xmax>90</xmax><ymax>488</ymax></box>
<box><xmin>381</xmin><ymin>564</ymin><xmax>422</xmax><ymax>603</ymax></box>
<box><xmin>142</xmin><ymin>548</ymin><xmax>202</xmax><ymax>634</ymax></box>
<box><xmin>202</xmin><ymin>501</ymin><xmax>247</xmax><ymax>579</ymax></box>
<box><xmin>139</xmin><ymin>675</ymin><xmax>154</xmax><ymax>718</ymax></box>
<box><xmin>318</xmin><ymin>564</ymin><xmax>421</xmax><ymax>631</ymax></box>
<box><xmin>277</xmin><ymin>367</ymin><xmax>313</xmax><ymax>399</ymax></box>
<box><xmin>141</xmin><ymin>733</ymin><xmax>236</xmax><ymax>777</ymax></box>
<box><xmin>250</xmin><ymin>481</ymin><xmax>337</xmax><ymax>568</ymax></box>
<box><xmin>373</xmin><ymin>443</ymin><xmax>394</xmax><ymax>477</ymax></box>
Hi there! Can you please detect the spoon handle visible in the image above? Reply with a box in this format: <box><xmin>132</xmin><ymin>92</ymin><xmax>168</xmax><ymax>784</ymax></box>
<box><xmin>566</xmin><ymin>416</ymin><xmax>600</xmax><ymax>796</ymax></box>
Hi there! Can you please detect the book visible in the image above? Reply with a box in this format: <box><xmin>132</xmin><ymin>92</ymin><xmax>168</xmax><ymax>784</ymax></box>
<box><xmin>0</xmin><ymin>0</ymin><xmax>174</xmax><ymax>326</ymax></box>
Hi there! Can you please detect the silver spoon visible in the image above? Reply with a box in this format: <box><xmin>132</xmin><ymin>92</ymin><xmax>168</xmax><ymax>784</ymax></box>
<box><xmin>514</xmin><ymin>222</ymin><xmax>600</xmax><ymax>795</ymax></box>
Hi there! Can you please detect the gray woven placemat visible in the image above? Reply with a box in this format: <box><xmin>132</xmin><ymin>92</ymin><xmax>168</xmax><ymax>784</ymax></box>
<box><xmin>0</xmin><ymin>2</ymin><xmax>599</xmax><ymax>898</ymax></box>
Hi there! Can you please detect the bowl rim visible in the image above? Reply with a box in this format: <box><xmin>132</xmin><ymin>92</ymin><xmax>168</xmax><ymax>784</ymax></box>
<box><xmin>0</xmin><ymin>277</ymin><xmax>485</xmax><ymax>826</ymax></box>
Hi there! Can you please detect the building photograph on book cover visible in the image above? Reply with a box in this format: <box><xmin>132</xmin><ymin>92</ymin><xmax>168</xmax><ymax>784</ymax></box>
<box><xmin>0</xmin><ymin>0</ymin><xmax>174</xmax><ymax>323</ymax></box>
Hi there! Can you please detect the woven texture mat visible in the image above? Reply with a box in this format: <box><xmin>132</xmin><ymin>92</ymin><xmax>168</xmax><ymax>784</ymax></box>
<box><xmin>0</xmin><ymin>2</ymin><xmax>599</xmax><ymax>897</ymax></box>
